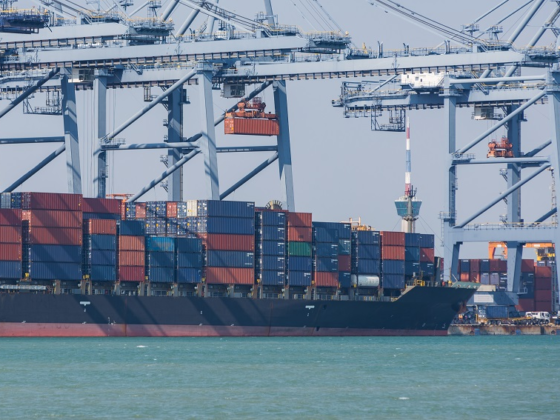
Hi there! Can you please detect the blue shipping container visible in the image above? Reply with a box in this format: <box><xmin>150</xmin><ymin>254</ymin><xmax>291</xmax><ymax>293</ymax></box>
<box><xmin>258</xmin><ymin>241</ymin><xmax>286</xmax><ymax>256</ymax></box>
<box><xmin>176</xmin><ymin>237</ymin><xmax>203</xmax><ymax>254</ymax></box>
<box><xmin>420</xmin><ymin>262</ymin><xmax>435</xmax><ymax>274</ymax></box>
<box><xmin>146</xmin><ymin>267</ymin><xmax>175</xmax><ymax>283</ymax></box>
<box><xmin>83</xmin><ymin>213</ymin><xmax>120</xmax><ymax>220</ymax></box>
<box><xmin>352</xmin><ymin>259</ymin><xmax>381</xmax><ymax>275</ymax></box>
<box><xmin>90</xmin><ymin>265</ymin><xmax>116</xmax><ymax>282</ymax></box>
<box><xmin>404</xmin><ymin>233</ymin><xmax>421</xmax><ymax>247</ymax></box>
<box><xmin>119</xmin><ymin>220</ymin><xmax>145</xmax><ymax>236</ymax></box>
<box><xmin>480</xmin><ymin>259</ymin><xmax>490</xmax><ymax>272</ymax></box>
<box><xmin>314</xmin><ymin>257</ymin><xmax>338</xmax><ymax>272</ymax></box>
<box><xmin>197</xmin><ymin>217</ymin><xmax>254</xmax><ymax>235</ymax></box>
<box><xmin>354</xmin><ymin>244</ymin><xmax>380</xmax><ymax>260</ymax></box>
<box><xmin>352</xmin><ymin>230</ymin><xmax>380</xmax><ymax>245</ymax></box>
<box><xmin>312</xmin><ymin>222</ymin><xmax>351</xmax><ymax>240</ymax></box>
<box><xmin>87</xmin><ymin>250</ymin><xmax>116</xmax><ymax>266</ymax></box>
<box><xmin>26</xmin><ymin>245</ymin><xmax>82</xmax><ymax>263</ymax></box>
<box><xmin>177</xmin><ymin>252</ymin><xmax>203</xmax><ymax>268</ymax></box>
<box><xmin>339</xmin><ymin>271</ymin><xmax>351</xmax><ymax>288</ymax></box>
<box><xmin>460</xmin><ymin>259</ymin><xmax>470</xmax><ymax>273</ymax></box>
<box><xmin>313</xmin><ymin>227</ymin><xmax>339</xmax><ymax>244</ymax></box>
<box><xmin>315</xmin><ymin>243</ymin><xmax>338</xmax><ymax>258</ymax></box>
<box><xmin>418</xmin><ymin>234</ymin><xmax>435</xmax><ymax>248</ymax></box>
<box><xmin>287</xmin><ymin>270</ymin><xmax>312</xmax><ymax>286</ymax></box>
<box><xmin>196</xmin><ymin>200</ymin><xmax>255</xmax><ymax>218</ymax></box>
<box><xmin>257</xmin><ymin>211</ymin><xmax>286</xmax><ymax>226</ymax></box>
<box><xmin>145</xmin><ymin>236</ymin><xmax>176</xmax><ymax>253</ymax></box>
<box><xmin>87</xmin><ymin>235</ymin><xmax>116</xmax><ymax>251</ymax></box>
<box><xmin>382</xmin><ymin>260</ymin><xmax>405</xmax><ymax>275</ymax></box>
<box><xmin>206</xmin><ymin>250</ymin><xmax>254</xmax><ymax>268</ymax></box>
<box><xmin>405</xmin><ymin>261</ymin><xmax>421</xmax><ymax>276</ymax></box>
<box><xmin>258</xmin><ymin>256</ymin><xmax>285</xmax><ymax>271</ymax></box>
<box><xmin>259</xmin><ymin>270</ymin><xmax>286</xmax><ymax>286</ymax></box>
<box><xmin>338</xmin><ymin>240</ymin><xmax>351</xmax><ymax>256</ymax></box>
<box><xmin>405</xmin><ymin>247</ymin><xmax>420</xmax><ymax>261</ymax></box>
<box><xmin>0</xmin><ymin>261</ymin><xmax>22</xmax><ymax>279</ymax></box>
<box><xmin>288</xmin><ymin>256</ymin><xmax>312</xmax><ymax>272</ymax></box>
<box><xmin>383</xmin><ymin>274</ymin><xmax>405</xmax><ymax>289</ymax></box>
<box><xmin>27</xmin><ymin>262</ymin><xmax>82</xmax><ymax>280</ymax></box>
<box><xmin>146</xmin><ymin>252</ymin><xmax>175</xmax><ymax>268</ymax></box>
<box><xmin>176</xmin><ymin>268</ymin><xmax>202</xmax><ymax>283</ymax></box>
<box><xmin>258</xmin><ymin>226</ymin><xmax>286</xmax><ymax>241</ymax></box>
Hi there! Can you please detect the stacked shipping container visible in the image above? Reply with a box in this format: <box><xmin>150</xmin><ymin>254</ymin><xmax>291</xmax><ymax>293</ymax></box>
<box><xmin>0</xmin><ymin>209</ymin><xmax>22</xmax><ymax>279</ymax></box>
<box><xmin>176</xmin><ymin>237</ymin><xmax>203</xmax><ymax>283</ymax></box>
<box><xmin>312</xmin><ymin>223</ymin><xmax>339</xmax><ymax>287</ymax></box>
<box><xmin>286</xmin><ymin>212</ymin><xmax>312</xmax><ymax>287</ymax></box>
<box><xmin>534</xmin><ymin>266</ymin><xmax>553</xmax><ymax>312</ymax></box>
<box><xmin>351</xmin><ymin>230</ymin><xmax>381</xmax><ymax>287</ymax></box>
<box><xmin>118</xmin><ymin>221</ymin><xmax>145</xmax><ymax>282</ymax></box>
<box><xmin>381</xmin><ymin>231</ymin><xmax>405</xmax><ymax>289</ymax></box>
<box><xmin>255</xmin><ymin>210</ymin><xmax>287</xmax><ymax>286</ymax></box>
<box><xmin>83</xmin><ymin>219</ymin><xmax>117</xmax><ymax>282</ymax></box>
<box><xmin>145</xmin><ymin>236</ymin><xmax>175</xmax><ymax>283</ymax></box>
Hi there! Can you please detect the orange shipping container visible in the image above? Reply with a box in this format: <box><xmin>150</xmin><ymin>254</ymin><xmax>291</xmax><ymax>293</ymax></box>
<box><xmin>521</xmin><ymin>259</ymin><xmax>535</xmax><ymax>273</ymax></box>
<box><xmin>205</xmin><ymin>267</ymin><xmax>254</xmax><ymax>285</ymax></box>
<box><xmin>0</xmin><ymin>226</ymin><xmax>22</xmax><ymax>243</ymax></box>
<box><xmin>166</xmin><ymin>202</ymin><xmax>178</xmax><ymax>218</ymax></box>
<box><xmin>381</xmin><ymin>245</ymin><xmax>405</xmax><ymax>260</ymax></box>
<box><xmin>314</xmin><ymin>271</ymin><xmax>338</xmax><ymax>287</ymax></box>
<box><xmin>516</xmin><ymin>298</ymin><xmax>534</xmax><ymax>312</ymax></box>
<box><xmin>118</xmin><ymin>251</ymin><xmax>145</xmax><ymax>267</ymax></box>
<box><xmin>135</xmin><ymin>203</ymin><xmax>146</xmax><ymax>219</ymax></box>
<box><xmin>535</xmin><ymin>277</ymin><xmax>552</xmax><ymax>291</ymax></box>
<box><xmin>224</xmin><ymin>117</ymin><xmax>279</xmax><ymax>136</ymax></box>
<box><xmin>22</xmin><ymin>210</ymin><xmax>82</xmax><ymax>228</ymax></box>
<box><xmin>534</xmin><ymin>289</ymin><xmax>552</xmax><ymax>302</ymax></box>
<box><xmin>460</xmin><ymin>273</ymin><xmax>470</xmax><ymax>282</ymax></box>
<box><xmin>198</xmin><ymin>234</ymin><xmax>254</xmax><ymax>251</ymax></box>
<box><xmin>286</xmin><ymin>212</ymin><xmax>312</xmax><ymax>227</ymax></box>
<box><xmin>534</xmin><ymin>301</ymin><xmax>552</xmax><ymax>312</ymax></box>
<box><xmin>0</xmin><ymin>209</ymin><xmax>22</xmax><ymax>226</ymax></box>
<box><xmin>84</xmin><ymin>219</ymin><xmax>117</xmax><ymax>235</ymax></box>
<box><xmin>118</xmin><ymin>235</ymin><xmax>145</xmax><ymax>251</ymax></box>
<box><xmin>287</xmin><ymin>226</ymin><xmax>312</xmax><ymax>242</ymax></box>
<box><xmin>419</xmin><ymin>248</ymin><xmax>434</xmax><ymax>263</ymax></box>
<box><xmin>0</xmin><ymin>243</ymin><xmax>22</xmax><ymax>261</ymax></box>
<box><xmin>535</xmin><ymin>266</ymin><xmax>552</xmax><ymax>278</ymax></box>
<box><xmin>380</xmin><ymin>231</ymin><xmax>405</xmax><ymax>246</ymax></box>
<box><xmin>337</xmin><ymin>255</ymin><xmax>351</xmax><ymax>272</ymax></box>
<box><xmin>118</xmin><ymin>266</ymin><xmax>145</xmax><ymax>282</ymax></box>
<box><xmin>24</xmin><ymin>227</ymin><xmax>81</xmax><ymax>245</ymax></box>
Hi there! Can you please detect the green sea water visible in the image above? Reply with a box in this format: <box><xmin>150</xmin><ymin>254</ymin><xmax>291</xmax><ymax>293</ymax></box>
<box><xmin>0</xmin><ymin>336</ymin><xmax>558</xmax><ymax>419</ymax></box>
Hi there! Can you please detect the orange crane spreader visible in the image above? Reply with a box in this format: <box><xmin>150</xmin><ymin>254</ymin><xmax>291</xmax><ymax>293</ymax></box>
<box><xmin>488</xmin><ymin>242</ymin><xmax>555</xmax><ymax>261</ymax></box>
<box><xmin>487</xmin><ymin>136</ymin><xmax>514</xmax><ymax>158</ymax></box>
<box><xmin>224</xmin><ymin>97</ymin><xmax>280</xmax><ymax>136</ymax></box>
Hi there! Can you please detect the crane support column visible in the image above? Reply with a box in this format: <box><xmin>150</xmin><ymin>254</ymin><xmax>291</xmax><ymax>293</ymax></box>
<box><xmin>198</xmin><ymin>67</ymin><xmax>219</xmax><ymax>200</ymax></box>
<box><xmin>93</xmin><ymin>70</ymin><xmax>108</xmax><ymax>198</ymax></box>
<box><xmin>273</xmin><ymin>81</ymin><xmax>295</xmax><ymax>211</ymax></box>
<box><xmin>506</xmin><ymin>105</ymin><xmax>523</xmax><ymax>292</ymax></box>
<box><xmin>167</xmin><ymin>87</ymin><xmax>184</xmax><ymax>201</ymax></box>
<box><xmin>443</xmin><ymin>77</ymin><xmax>460</xmax><ymax>282</ymax></box>
<box><xmin>61</xmin><ymin>70</ymin><xmax>82</xmax><ymax>194</ymax></box>
<box><xmin>547</xmin><ymin>67</ymin><xmax>560</xmax><ymax>312</ymax></box>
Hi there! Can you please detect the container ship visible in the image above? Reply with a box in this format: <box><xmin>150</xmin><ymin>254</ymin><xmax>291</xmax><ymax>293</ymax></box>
<box><xmin>0</xmin><ymin>192</ymin><xmax>476</xmax><ymax>337</ymax></box>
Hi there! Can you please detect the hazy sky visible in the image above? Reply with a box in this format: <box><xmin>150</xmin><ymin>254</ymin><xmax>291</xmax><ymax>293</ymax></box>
<box><xmin>0</xmin><ymin>0</ymin><xmax>557</xmax><ymax>259</ymax></box>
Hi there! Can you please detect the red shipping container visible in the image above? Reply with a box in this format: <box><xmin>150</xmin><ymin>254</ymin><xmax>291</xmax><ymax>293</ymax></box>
<box><xmin>337</xmin><ymin>255</ymin><xmax>351</xmax><ymax>272</ymax></box>
<box><xmin>82</xmin><ymin>197</ymin><xmax>122</xmax><ymax>214</ymax></box>
<box><xmin>84</xmin><ymin>219</ymin><xmax>117</xmax><ymax>235</ymax></box>
<box><xmin>0</xmin><ymin>243</ymin><xmax>22</xmax><ymax>261</ymax></box>
<box><xmin>460</xmin><ymin>273</ymin><xmax>470</xmax><ymax>282</ymax></box>
<box><xmin>534</xmin><ymin>301</ymin><xmax>552</xmax><ymax>312</ymax></box>
<box><xmin>24</xmin><ymin>227</ymin><xmax>82</xmax><ymax>245</ymax></box>
<box><xmin>0</xmin><ymin>226</ymin><xmax>22</xmax><ymax>243</ymax></box>
<box><xmin>199</xmin><ymin>234</ymin><xmax>254</xmax><ymax>251</ymax></box>
<box><xmin>118</xmin><ymin>251</ymin><xmax>145</xmax><ymax>266</ymax></box>
<box><xmin>20</xmin><ymin>192</ymin><xmax>82</xmax><ymax>211</ymax></box>
<box><xmin>521</xmin><ymin>259</ymin><xmax>535</xmax><ymax>273</ymax></box>
<box><xmin>0</xmin><ymin>209</ymin><xmax>22</xmax><ymax>226</ymax></box>
<box><xmin>380</xmin><ymin>231</ymin><xmax>405</xmax><ymax>246</ymax></box>
<box><xmin>288</xmin><ymin>226</ymin><xmax>312</xmax><ymax>242</ymax></box>
<box><xmin>420</xmin><ymin>248</ymin><xmax>435</xmax><ymax>263</ymax></box>
<box><xmin>516</xmin><ymin>298</ymin><xmax>535</xmax><ymax>312</ymax></box>
<box><xmin>118</xmin><ymin>236</ymin><xmax>145</xmax><ymax>251</ymax></box>
<box><xmin>22</xmin><ymin>210</ymin><xmax>82</xmax><ymax>228</ymax></box>
<box><xmin>120</xmin><ymin>201</ymin><xmax>127</xmax><ymax>221</ymax></box>
<box><xmin>118</xmin><ymin>266</ymin><xmax>145</xmax><ymax>282</ymax></box>
<box><xmin>166</xmin><ymin>202</ymin><xmax>178</xmax><ymax>218</ymax></box>
<box><xmin>286</xmin><ymin>212</ymin><xmax>312</xmax><ymax>227</ymax></box>
<box><xmin>381</xmin><ymin>245</ymin><xmax>405</xmax><ymax>260</ymax></box>
<box><xmin>224</xmin><ymin>117</ymin><xmax>279</xmax><ymax>136</ymax></box>
<box><xmin>470</xmin><ymin>259</ymin><xmax>481</xmax><ymax>273</ymax></box>
<box><xmin>205</xmin><ymin>267</ymin><xmax>254</xmax><ymax>285</ymax></box>
<box><xmin>470</xmin><ymin>272</ymin><xmax>480</xmax><ymax>283</ymax></box>
<box><xmin>314</xmin><ymin>272</ymin><xmax>338</xmax><ymax>287</ymax></box>
<box><xmin>535</xmin><ymin>266</ymin><xmax>552</xmax><ymax>278</ymax></box>
<box><xmin>534</xmin><ymin>277</ymin><xmax>552</xmax><ymax>291</ymax></box>
<box><xmin>489</xmin><ymin>259</ymin><xmax>507</xmax><ymax>272</ymax></box>
<box><xmin>534</xmin><ymin>289</ymin><xmax>552</xmax><ymax>302</ymax></box>
<box><xmin>135</xmin><ymin>203</ymin><xmax>147</xmax><ymax>219</ymax></box>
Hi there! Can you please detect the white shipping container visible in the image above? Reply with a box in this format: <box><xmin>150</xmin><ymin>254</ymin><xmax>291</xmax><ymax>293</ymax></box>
<box><xmin>187</xmin><ymin>200</ymin><xmax>198</xmax><ymax>217</ymax></box>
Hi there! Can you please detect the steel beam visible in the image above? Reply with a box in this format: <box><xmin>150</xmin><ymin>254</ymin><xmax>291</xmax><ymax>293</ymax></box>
<box><xmin>93</xmin><ymin>71</ymin><xmax>108</xmax><ymax>198</ymax></box>
<box><xmin>61</xmin><ymin>72</ymin><xmax>82</xmax><ymax>194</ymax></box>
<box><xmin>531</xmin><ymin>207</ymin><xmax>557</xmax><ymax>225</ymax></box>
<box><xmin>273</xmin><ymin>80</ymin><xmax>295</xmax><ymax>211</ymax></box>
<box><xmin>198</xmin><ymin>69</ymin><xmax>219</xmax><ymax>200</ymax></box>
<box><xmin>128</xmin><ymin>150</ymin><xmax>201</xmax><ymax>203</ymax></box>
<box><xmin>220</xmin><ymin>152</ymin><xmax>279</xmax><ymax>200</ymax></box>
<box><xmin>0</xmin><ymin>68</ymin><xmax>59</xmax><ymax>120</ymax></box>
<box><xmin>263</xmin><ymin>0</ymin><xmax>275</xmax><ymax>26</ymax></box>
<box><xmin>176</xmin><ymin>8</ymin><xmax>200</xmax><ymax>37</ymax></box>
<box><xmin>162</xmin><ymin>0</ymin><xmax>180</xmax><ymax>20</ymax></box>
<box><xmin>3</xmin><ymin>144</ymin><xmax>66</xmax><ymax>192</ymax></box>
<box><xmin>507</xmin><ymin>0</ymin><xmax>545</xmax><ymax>44</ymax></box>
<box><xmin>528</xmin><ymin>6</ymin><xmax>560</xmax><ymax>46</ymax></box>
<box><xmin>166</xmin><ymin>87</ymin><xmax>184</xmax><ymax>201</ymax></box>
<box><xmin>453</xmin><ymin>157</ymin><xmax>550</xmax><ymax>165</ymax></box>
<box><xmin>449</xmin><ymin>75</ymin><xmax>545</xmax><ymax>84</ymax></box>
<box><xmin>457</xmin><ymin>90</ymin><xmax>546</xmax><ymax>154</ymax></box>
<box><xmin>525</xmin><ymin>140</ymin><xmax>551</xmax><ymax>157</ymax></box>
<box><xmin>456</xmin><ymin>164</ymin><xmax>551</xmax><ymax>229</ymax></box>
<box><xmin>0</xmin><ymin>136</ymin><xmax>64</xmax><ymax>144</ymax></box>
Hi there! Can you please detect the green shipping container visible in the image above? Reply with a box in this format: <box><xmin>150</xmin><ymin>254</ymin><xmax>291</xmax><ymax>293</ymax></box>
<box><xmin>288</xmin><ymin>241</ymin><xmax>312</xmax><ymax>256</ymax></box>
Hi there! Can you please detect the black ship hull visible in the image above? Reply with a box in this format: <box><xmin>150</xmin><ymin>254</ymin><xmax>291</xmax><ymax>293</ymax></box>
<box><xmin>0</xmin><ymin>286</ymin><xmax>475</xmax><ymax>337</ymax></box>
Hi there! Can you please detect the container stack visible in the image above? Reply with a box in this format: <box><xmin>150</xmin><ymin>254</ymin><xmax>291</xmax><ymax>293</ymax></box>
<box><xmin>312</xmin><ymin>222</ymin><xmax>351</xmax><ymax>288</ymax></box>
<box><xmin>145</xmin><ymin>236</ymin><xmax>175</xmax><ymax>283</ymax></box>
<box><xmin>255</xmin><ymin>209</ymin><xmax>287</xmax><ymax>286</ymax></box>
<box><xmin>459</xmin><ymin>260</ymin><xmax>470</xmax><ymax>282</ymax></box>
<box><xmin>337</xmin><ymin>226</ymin><xmax>352</xmax><ymax>289</ymax></box>
<box><xmin>189</xmin><ymin>200</ymin><xmax>255</xmax><ymax>285</ymax></box>
<box><xmin>0</xmin><ymin>209</ymin><xmax>23</xmax><ymax>280</ymax></box>
<box><xmin>517</xmin><ymin>259</ymin><xmax>536</xmax><ymax>309</ymax></box>
<box><xmin>118</xmin><ymin>220</ymin><xmax>145</xmax><ymax>282</ymax></box>
<box><xmin>82</xmin><ymin>197</ymin><xmax>122</xmax><ymax>220</ymax></box>
<box><xmin>83</xmin><ymin>219</ymin><xmax>117</xmax><ymax>282</ymax></box>
<box><xmin>145</xmin><ymin>201</ymin><xmax>167</xmax><ymax>235</ymax></box>
<box><xmin>286</xmin><ymin>212</ymin><xmax>313</xmax><ymax>287</ymax></box>
<box><xmin>404</xmin><ymin>233</ymin><xmax>421</xmax><ymax>280</ymax></box>
<box><xmin>176</xmin><ymin>237</ymin><xmax>203</xmax><ymax>284</ymax></box>
<box><xmin>479</xmin><ymin>259</ymin><xmax>507</xmax><ymax>286</ymax></box>
<box><xmin>380</xmin><ymin>231</ymin><xmax>405</xmax><ymax>289</ymax></box>
<box><xmin>534</xmin><ymin>266</ymin><xmax>552</xmax><ymax>312</ymax></box>
<box><xmin>19</xmin><ymin>193</ymin><xmax>83</xmax><ymax>281</ymax></box>
<box><xmin>351</xmin><ymin>230</ymin><xmax>381</xmax><ymax>287</ymax></box>
<box><xmin>166</xmin><ymin>202</ymin><xmax>188</xmax><ymax>236</ymax></box>
<box><xmin>469</xmin><ymin>259</ymin><xmax>481</xmax><ymax>283</ymax></box>
<box><xmin>418</xmin><ymin>234</ymin><xmax>436</xmax><ymax>278</ymax></box>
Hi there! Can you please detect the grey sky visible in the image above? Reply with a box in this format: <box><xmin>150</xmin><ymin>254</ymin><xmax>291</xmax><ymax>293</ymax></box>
<box><xmin>0</xmin><ymin>0</ymin><xmax>557</xmax><ymax>259</ymax></box>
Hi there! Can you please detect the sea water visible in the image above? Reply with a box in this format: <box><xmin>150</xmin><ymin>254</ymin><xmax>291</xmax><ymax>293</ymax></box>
<box><xmin>0</xmin><ymin>336</ymin><xmax>558</xmax><ymax>419</ymax></box>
